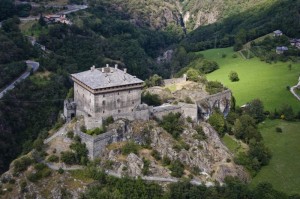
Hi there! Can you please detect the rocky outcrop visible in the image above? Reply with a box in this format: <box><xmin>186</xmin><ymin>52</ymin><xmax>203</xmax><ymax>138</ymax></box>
<box><xmin>100</xmin><ymin>120</ymin><xmax>249</xmax><ymax>184</ymax></box>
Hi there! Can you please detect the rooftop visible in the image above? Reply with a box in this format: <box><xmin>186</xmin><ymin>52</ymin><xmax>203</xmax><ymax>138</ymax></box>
<box><xmin>71</xmin><ymin>65</ymin><xmax>144</xmax><ymax>90</ymax></box>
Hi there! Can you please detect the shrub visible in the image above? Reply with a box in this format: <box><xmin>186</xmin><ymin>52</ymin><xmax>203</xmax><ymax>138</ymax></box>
<box><xmin>61</xmin><ymin>151</ymin><xmax>77</xmax><ymax>165</ymax></box>
<box><xmin>232</xmin><ymin>54</ymin><xmax>238</xmax><ymax>58</ymax></box>
<box><xmin>121</xmin><ymin>142</ymin><xmax>139</xmax><ymax>155</ymax></box>
<box><xmin>67</xmin><ymin>131</ymin><xmax>74</xmax><ymax>139</ymax></box>
<box><xmin>142</xmin><ymin>158</ymin><xmax>150</xmax><ymax>175</ymax></box>
<box><xmin>86</xmin><ymin>127</ymin><xmax>105</xmax><ymax>136</ymax></box>
<box><xmin>103</xmin><ymin>116</ymin><xmax>114</xmax><ymax>126</ymax></box>
<box><xmin>141</xmin><ymin>92</ymin><xmax>162</xmax><ymax>106</ymax></box>
<box><xmin>151</xmin><ymin>150</ymin><xmax>161</xmax><ymax>160</ymax></box>
<box><xmin>33</xmin><ymin>138</ymin><xmax>44</xmax><ymax>151</ymax></box>
<box><xmin>170</xmin><ymin>160</ymin><xmax>185</xmax><ymax>177</ymax></box>
<box><xmin>206</xmin><ymin>81</ymin><xmax>225</xmax><ymax>94</ymax></box>
<box><xmin>80</xmin><ymin>125</ymin><xmax>87</xmax><ymax>133</ymax></box>
<box><xmin>47</xmin><ymin>155</ymin><xmax>59</xmax><ymax>163</ymax></box>
<box><xmin>160</xmin><ymin>112</ymin><xmax>184</xmax><ymax>139</ymax></box>
<box><xmin>162</xmin><ymin>156</ymin><xmax>171</xmax><ymax>166</ymax></box>
<box><xmin>229</xmin><ymin>71</ymin><xmax>239</xmax><ymax>82</ymax></box>
<box><xmin>58</xmin><ymin>168</ymin><xmax>64</xmax><ymax>174</ymax></box>
<box><xmin>208</xmin><ymin>112</ymin><xmax>226</xmax><ymax>137</ymax></box>
<box><xmin>185</xmin><ymin>97</ymin><xmax>194</xmax><ymax>104</ymax></box>
<box><xmin>13</xmin><ymin>157</ymin><xmax>33</xmax><ymax>173</ymax></box>
<box><xmin>275</xmin><ymin>127</ymin><xmax>282</xmax><ymax>133</ymax></box>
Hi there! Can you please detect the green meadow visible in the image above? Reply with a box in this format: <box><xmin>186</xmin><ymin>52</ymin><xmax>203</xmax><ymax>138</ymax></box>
<box><xmin>202</xmin><ymin>47</ymin><xmax>300</xmax><ymax>112</ymax></box>
<box><xmin>250</xmin><ymin>119</ymin><xmax>300</xmax><ymax>195</ymax></box>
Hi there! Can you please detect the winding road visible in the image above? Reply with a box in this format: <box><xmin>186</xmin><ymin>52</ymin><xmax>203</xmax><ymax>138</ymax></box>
<box><xmin>290</xmin><ymin>76</ymin><xmax>300</xmax><ymax>101</ymax></box>
<box><xmin>0</xmin><ymin>60</ymin><xmax>39</xmax><ymax>99</ymax></box>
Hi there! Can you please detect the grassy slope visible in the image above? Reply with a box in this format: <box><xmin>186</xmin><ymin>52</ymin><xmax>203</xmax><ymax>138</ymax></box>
<box><xmin>203</xmin><ymin>47</ymin><xmax>300</xmax><ymax>112</ymax></box>
<box><xmin>250</xmin><ymin>119</ymin><xmax>300</xmax><ymax>195</ymax></box>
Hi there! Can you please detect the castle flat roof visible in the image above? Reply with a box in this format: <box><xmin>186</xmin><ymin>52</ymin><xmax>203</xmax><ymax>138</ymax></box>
<box><xmin>71</xmin><ymin>66</ymin><xmax>144</xmax><ymax>90</ymax></box>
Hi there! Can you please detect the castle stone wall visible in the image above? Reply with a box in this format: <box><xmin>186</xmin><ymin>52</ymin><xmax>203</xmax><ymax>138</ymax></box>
<box><xmin>178</xmin><ymin>102</ymin><xmax>198</xmax><ymax>122</ymax></box>
<box><xmin>151</xmin><ymin>104</ymin><xmax>182</xmax><ymax>120</ymax></box>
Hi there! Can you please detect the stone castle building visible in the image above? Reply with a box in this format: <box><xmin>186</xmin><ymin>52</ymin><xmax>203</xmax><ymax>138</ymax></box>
<box><xmin>71</xmin><ymin>64</ymin><xmax>143</xmax><ymax>119</ymax></box>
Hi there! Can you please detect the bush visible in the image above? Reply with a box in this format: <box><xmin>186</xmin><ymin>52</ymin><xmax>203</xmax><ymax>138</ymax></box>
<box><xmin>13</xmin><ymin>157</ymin><xmax>33</xmax><ymax>173</ymax></box>
<box><xmin>142</xmin><ymin>158</ymin><xmax>150</xmax><ymax>175</ymax></box>
<box><xmin>229</xmin><ymin>71</ymin><xmax>239</xmax><ymax>82</ymax></box>
<box><xmin>58</xmin><ymin>168</ymin><xmax>64</xmax><ymax>174</ymax></box>
<box><xmin>170</xmin><ymin>160</ymin><xmax>185</xmax><ymax>177</ymax></box>
<box><xmin>67</xmin><ymin>131</ymin><xmax>74</xmax><ymax>139</ymax></box>
<box><xmin>33</xmin><ymin>138</ymin><xmax>44</xmax><ymax>151</ymax></box>
<box><xmin>27</xmin><ymin>163</ymin><xmax>52</xmax><ymax>182</ymax></box>
<box><xmin>160</xmin><ymin>112</ymin><xmax>184</xmax><ymax>139</ymax></box>
<box><xmin>86</xmin><ymin>127</ymin><xmax>105</xmax><ymax>136</ymax></box>
<box><xmin>275</xmin><ymin>127</ymin><xmax>282</xmax><ymax>133</ymax></box>
<box><xmin>121</xmin><ymin>142</ymin><xmax>139</xmax><ymax>155</ymax></box>
<box><xmin>61</xmin><ymin>151</ymin><xmax>77</xmax><ymax>165</ymax></box>
<box><xmin>151</xmin><ymin>150</ymin><xmax>161</xmax><ymax>160</ymax></box>
<box><xmin>141</xmin><ymin>92</ymin><xmax>162</xmax><ymax>106</ymax></box>
<box><xmin>206</xmin><ymin>81</ymin><xmax>225</xmax><ymax>94</ymax></box>
<box><xmin>162</xmin><ymin>156</ymin><xmax>171</xmax><ymax>166</ymax></box>
<box><xmin>103</xmin><ymin>116</ymin><xmax>114</xmax><ymax>126</ymax></box>
<box><xmin>47</xmin><ymin>155</ymin><xmax>59</xmax><ymax>163</ymax></box>
<box><xmin>208</xmin><ymin>112</ymin><xmax>225</xmax><ymax>137</ymax></box>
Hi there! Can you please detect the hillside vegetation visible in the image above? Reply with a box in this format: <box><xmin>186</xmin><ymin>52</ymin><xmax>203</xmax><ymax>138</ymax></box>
<box><xmin>96</xmin><ymin>0</ymin><xmax>275</xmax><ymax>33</ymax></box>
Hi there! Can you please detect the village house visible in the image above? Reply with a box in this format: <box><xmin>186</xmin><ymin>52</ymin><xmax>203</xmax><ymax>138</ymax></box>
<box><xmin>276</xmin><ymin>46</ymin><xmax>288</xmax><ymax>54</ymax></box>
<box><xmin>273</xmin><ymin>30</ymin><xmax>283</xmax><ymax>37</ymax></box>
<box><xmin>290</xmin><ymin>38</ymin><xmax>300</xmax><ymax>49</ymax></box>
<box><xmin>44</xmin><ymin>14</ymin><xmax>72</xmax><ymax>25</ymax></box>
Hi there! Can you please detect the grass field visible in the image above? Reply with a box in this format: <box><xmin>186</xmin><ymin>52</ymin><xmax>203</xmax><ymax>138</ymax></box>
<box><xmin>222</xmin><ymin>134</ymin><xmax>248</xmax><ymax>154</ymax></box>
<box><xmin>202</xmin><ymin>47</ymin><xmax>300</xmax><ymax>112</ymax></box>
<box><xmin>250</xmin><ymin>119</ymin><xmax>300</xmax><ymax>195</ymax></box>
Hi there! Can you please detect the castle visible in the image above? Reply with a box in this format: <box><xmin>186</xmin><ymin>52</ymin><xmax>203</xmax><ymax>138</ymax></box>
<box><xmin>63</xmin><ymin>64</ymin><xmax>232</xmax><ymax>159</ymax></box>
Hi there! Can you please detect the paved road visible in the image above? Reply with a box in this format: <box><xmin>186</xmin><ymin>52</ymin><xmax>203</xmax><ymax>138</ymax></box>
<box><xmin>0</xmin><ymin>60</ymin><xmax>39</xmax><ymax>99</ymax></box>
<box><xmin>290</xmin><ymin>76</ymin><xmax>300</xmax><ymax>101</ymax></box>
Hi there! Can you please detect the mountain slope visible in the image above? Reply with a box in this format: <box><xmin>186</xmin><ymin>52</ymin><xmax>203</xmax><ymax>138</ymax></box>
<box><xmin>97</xmin><ymin>0</ymin><xmax>275</xmax><ymax>32</ymax></box>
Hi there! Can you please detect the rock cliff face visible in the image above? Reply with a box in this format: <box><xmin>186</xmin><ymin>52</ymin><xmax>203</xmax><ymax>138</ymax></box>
<box><xmin>100</xmin><ymin>120</ymin><xmax>249</xmax><ymax>184</ymax></box>
<box><xmin>104</xmin><ymin>0</ymin><xmax>270</xmax><ymax>31</ymax></box>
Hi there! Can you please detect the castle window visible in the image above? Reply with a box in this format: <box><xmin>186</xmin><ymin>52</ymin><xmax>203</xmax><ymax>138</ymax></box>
<box><xmin>118</xmin><ymin>110</ymin><xmax>121</xmax><ymax>113</ymax></box>
<box><xmin>128</xmin><ymin>90</ymin><xmax>131</xmax><ymax>93</ymax></box>
<box><xmin>103</xmin><ymin>111</ymin><xmax>105</xmax><ymax>113</ymax></box>
<box><xmin>132</xmin><ymin>109</ymin><xmax>133</xmax><ymax>112</ymax></box>
<box><xmin>102</xmin><ymin>100</ymin><xmax>105</xmax><ymax>105</ymax></box>
<box><xmin>117</xmin><ymin>99</ymin><xmax>120</xmax><ymax>103</ymax></box>
<box><xmin>103</xmin><ymin>94</ymin><xmax>105</xmax><ymax>97</ymax></box>
<box><xmin>118</xmin><ymin>92</ymin><xmax>119</xmax><ymax>95</ymax></box>
<box><xmin>132</xmin><ymin>101</ymin><xmax>134</xmax><ymax>105</ymax></box>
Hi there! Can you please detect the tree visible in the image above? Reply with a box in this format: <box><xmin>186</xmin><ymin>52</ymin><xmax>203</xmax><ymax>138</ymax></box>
<box><xmin>39</xmin><ymin>15</ymin><xmax>46</xmax><ymax>27</ymax></box>
<box><xmin>229</xmin><ymin>71</ymin><xmax>239</xmax><ymax>82</ymax></box>
<box><xmin>144</xmin><ymin>74</ymin><xmax>163</xmax><ymax>87</ymax></box>
<box><xmin>0</xmin><ymin>0</ymin><xmax>15</xmax><ymax>21</ymax></box>
<box><xmin>208</xmin><ymin>112</ymin><xmax>226</xmax><ymax>137</ymax></box>
<box><xmin>244</xmin><ymin>99</ymin><xmax>265</xmax><ymax>123</ymax></box>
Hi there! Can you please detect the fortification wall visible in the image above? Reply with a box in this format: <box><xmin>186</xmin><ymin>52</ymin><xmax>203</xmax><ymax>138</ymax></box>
<box><xmin>151</xmin><ymin>105</ymin><xmax>182</xmax><ymax>120</ymax></box>
<box><xmin>178</xmin><ymin>102</ymin><xmax>198</xmax><ymax>122</ymax></box>
<box><xmin>196</xmin><ymin>90</ymin><xmax>231</xmax><ymax>119</ymax></box>
<box><xmin>75</xmin><ymin>120</ymin><xmax>128</xmax><ymax>159</ymax></box>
